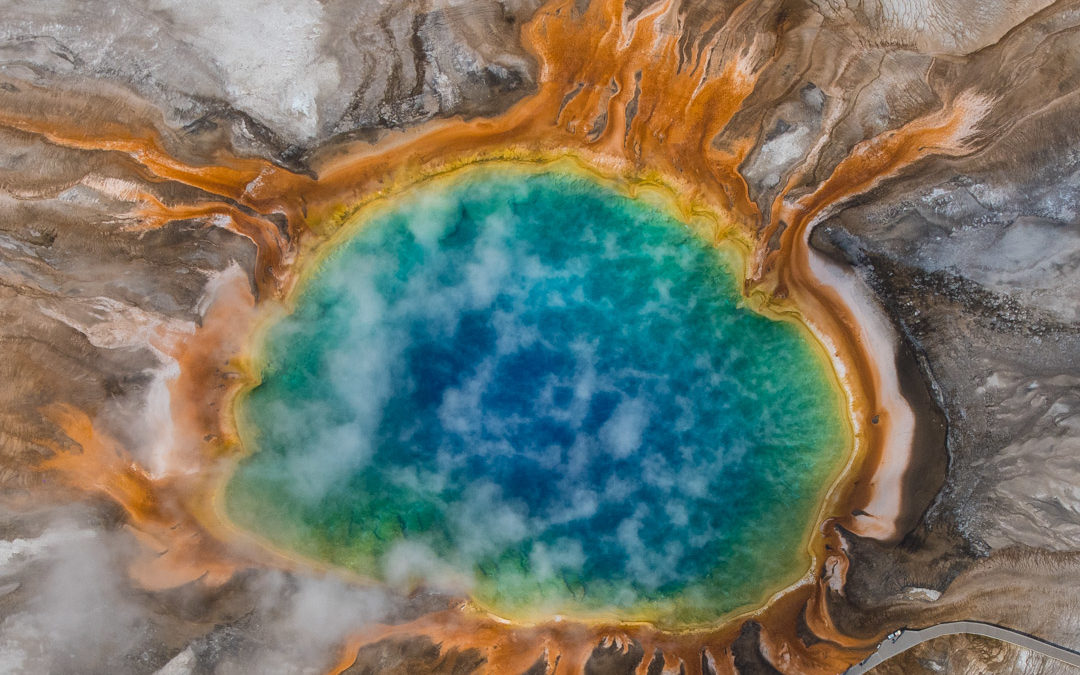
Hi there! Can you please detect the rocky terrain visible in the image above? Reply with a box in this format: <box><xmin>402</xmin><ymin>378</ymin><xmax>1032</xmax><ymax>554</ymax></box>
<box><xmin>0</xmin><ymin>0</ymin><xmax>1078</xmax><ymax>673</ymax></box>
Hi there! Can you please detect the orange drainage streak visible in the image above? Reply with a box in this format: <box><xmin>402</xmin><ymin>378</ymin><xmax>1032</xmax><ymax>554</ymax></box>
<box><xmin>0</xmin><ymin>75</ymin><xmax>312</xmax><ymax>208</ymax></box>
<box><xmin>798</xmin><ymin>525</ymin><xmax>882</xmax><ymax>653</ymax></box>
<box><xmin>562</xmin><ymin>0</ymin><xmax>761</xmax><ymax>217</ymax></box>
<box><xmin>39</xmin><ymin>405</ymin><xmax>240</xmax><ymax>589</ymax></box>
<box><xmin>0</xmin><ymin>80</ymin><xmax>314</xmax><ymax>261</ymax></box>
<box><xmin>325</xmin><ymin>586</ymin><xmax>871</xmax><ymax>675</ymax></box>
<box><xmin>163</xmin><ymin>268</ymin><xmax>257</xmax><ymax>471</ymax></box>
<box><xmin>326</xmin><ymin>610</ymin><xmax>744</xmax><ymax>675</ymax></box>
<box><xmin>308</xmin><ymin>0</ymin><xmax>761</xmax><ymax>234</ymax></box>
<box><xmin>758</xmin><ymin>90</ymin><xmax>991</xmax><ymax>542</ymax></box>
<box><xmin>40</xmin><ymin>405</ymin><xmax>162</xmax><ymax>523</ymax></box>
<box><xmin>755</xmin><ymin>89</ymin><xmax>991</xmax><ymax>284</ymax></box>
<box><xmin>33</xmin><ymin>270</ymin><xmax>259</xmax><ymax>591</ymax></box>
<box><xmin>14</xmin><ymin>1</ymin><xmax>987</xmax><ymax>672</ymax></box>
<box><xmin>131</xmin><ymin>194</ymin><xmax>292</xmax><ymax>294</ymax></box>
<box><xmin>0</xmin><ymin>107</ymin><xmax>264</xmax><ymax>202</ymax></box>
<box><xmin>779</xmin><ymin>89</ymin><xmax>991</xmax><ymax>242</ymax></box>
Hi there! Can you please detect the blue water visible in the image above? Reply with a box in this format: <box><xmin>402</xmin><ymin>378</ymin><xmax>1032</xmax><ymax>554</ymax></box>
<box><xmin>227</xmin><ymin>168</ymin><xmax>848</xmax><ymax>625</ymax></box>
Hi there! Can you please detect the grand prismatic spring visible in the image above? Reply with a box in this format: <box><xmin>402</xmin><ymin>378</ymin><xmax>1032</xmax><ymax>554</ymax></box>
<box><xmin>8</xmin><ymin>0</ymin><xmax>1080</xmax><ymax>672</ymax></box>
<box><xmin>226</xmin><ymin>168</ymin><xmax>849</xmax><ymax>626</ymax></box>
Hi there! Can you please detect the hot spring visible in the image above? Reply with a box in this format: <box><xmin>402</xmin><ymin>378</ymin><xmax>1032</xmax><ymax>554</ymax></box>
<box><xmin>225</xmin><ymin>166</ymin><xmax>849</xmax><ymax>626</ymax></box>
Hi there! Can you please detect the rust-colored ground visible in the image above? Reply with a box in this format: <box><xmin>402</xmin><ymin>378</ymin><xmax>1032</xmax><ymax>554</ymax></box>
<box><xmin>10</xmin><ymin>0</ymin><xmax>992</xmax><ymax>671</ymax></box>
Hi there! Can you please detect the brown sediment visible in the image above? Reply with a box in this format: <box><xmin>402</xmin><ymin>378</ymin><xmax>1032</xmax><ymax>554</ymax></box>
<box><xmin>38</xmin><ymin>404</ymin><xmax>239</xmax><ymax>588</ymax></box>
<box><xmin>763</xmin><ymin>90</ymin><xmax>990</xmax><ymax>543</ymax></box>
<box><xmin>12</xmin><ymin>0</ymin><xmax>987</xmax><ymax>671</ymax></box>
<box><xmin>0</xmin><ymin>77</ymin><xmax>313</xmax><ymax>298</ymax></box>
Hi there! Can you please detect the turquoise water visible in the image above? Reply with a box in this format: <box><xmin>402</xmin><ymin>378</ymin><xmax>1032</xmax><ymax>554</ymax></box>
<box><xmin>227</xmin><ymin>168</ymin><xmax>848</xmax><ymax>625</ymax></box>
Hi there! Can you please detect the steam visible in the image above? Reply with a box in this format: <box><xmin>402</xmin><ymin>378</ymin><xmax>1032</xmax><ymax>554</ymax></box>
<box><xmin>208</xmin><ymin>572</ymin><xmax>393</xmax><ymax>675</ymax></box>
<box><xmin>0</xmin><ymin>516</ymin><xmax>146</xmax><ymax>673</ymax></box>
<box><xmin>0</xmin><ymin>508</ymin><xmax>399</xmax><ymax>674</ymax></box>
<box><xmin>234</xmin><ymin>172</ymin><xmax>846</xmax><ymax>617</ymax></box>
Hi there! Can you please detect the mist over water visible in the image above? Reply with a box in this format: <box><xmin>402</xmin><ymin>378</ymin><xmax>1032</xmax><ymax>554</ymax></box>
<box><xmin>227</xmin><ymin>168</ymin><xmax>848</xmax><ymax>625</ymax></box>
